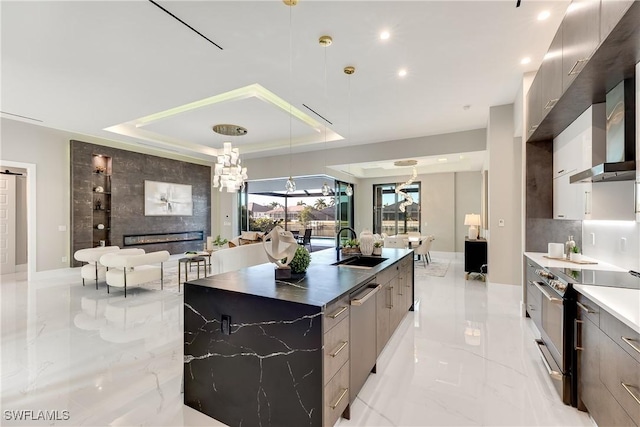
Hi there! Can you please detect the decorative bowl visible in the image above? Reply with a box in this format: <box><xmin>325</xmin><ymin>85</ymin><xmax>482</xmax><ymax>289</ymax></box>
<box><xmin>184</xmin><ymin>252</ymin><xmax>199</xmax><ymax>258</ymax></box>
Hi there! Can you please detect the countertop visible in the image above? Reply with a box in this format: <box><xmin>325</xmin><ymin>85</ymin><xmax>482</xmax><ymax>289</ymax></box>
<box><xmin>524</xmin><ymin>252</ymin><xmax>627</xmax><ymax>272</ymax></box>
<box><xmin>574</xmin><ymin>285</ymin><xmax>640</xmax><ymax>333</ymax></box>
<box><xmin>185</xmin><ymin>247</ymin><xmax>413</xmax><ymax>308</ymax></box>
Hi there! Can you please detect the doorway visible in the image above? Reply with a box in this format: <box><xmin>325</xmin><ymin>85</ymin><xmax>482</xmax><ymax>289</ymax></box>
<box><xmin>1</xmin><ymin>161</ymin><xmax>36</xmax><ymax>279</ymax></box>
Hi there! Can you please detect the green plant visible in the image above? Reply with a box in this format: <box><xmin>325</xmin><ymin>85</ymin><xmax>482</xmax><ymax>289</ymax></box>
<box><xmin>286</xmin><ymin>246</ymin><xmax>311</xmax><ymax>274</ymax></box>
<box><xmin>345</xmin><ymin>239</ymin><xmax>359</xmax><ymax>248</ymax></box>
<box><xmin>373</xmin><ymin>241</ymin><xmax>383</xmax><ymax>248</ymax></box>
<box><xmin>572</xmin><ymin>246</ymin><xmax>580</xmax><ymax>254</ymax></box>
<box><xmin>213</xmin><ymin>235</ymin><xmax>228</xmax><ymax>246</ymax></box>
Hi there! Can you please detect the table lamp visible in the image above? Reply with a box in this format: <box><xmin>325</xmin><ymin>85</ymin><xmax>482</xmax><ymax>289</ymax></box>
<box><xmin>464</xmin><ymin>214</ymin><xmax>481</xmax><ymax>240</ymax></box>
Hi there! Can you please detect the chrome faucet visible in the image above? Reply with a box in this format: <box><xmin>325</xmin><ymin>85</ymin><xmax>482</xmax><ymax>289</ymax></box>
<box><xmin>336</xmin><ymin>227</ymin><xmax>357</xmax><ymax>260</ymax></box>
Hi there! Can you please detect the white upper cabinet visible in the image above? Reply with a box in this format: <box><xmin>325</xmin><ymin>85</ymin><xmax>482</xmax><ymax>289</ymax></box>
<box><xmin>553</xmin><ymin>105</ymin><xmax>605</xmax><ymax>220</ymax></box>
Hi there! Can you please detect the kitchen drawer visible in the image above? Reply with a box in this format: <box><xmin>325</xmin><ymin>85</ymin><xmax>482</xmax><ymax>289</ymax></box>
<box><xmin>577</xmin><ymin>293</ymin><xmax>600</xmax><ymax>328</ymax></box>
<box><xmin>323</xmin><ymin>362</ymin><xmax>349</xmax><ymax>427</ymax></box>
<box><xmin>580</xmin><ymin>319</ymin><xmax>638</xmax><ymax>427</ymax></box>
<box><xmin>323</xmin><ymin>295</ymin><xmax>349</xmax><ymax>333</ymax></box>
<box><xmin>599</xmin><ymin>328</ymin><xmax>640</xmax><ymax>424</ymax></box>
<box><xmin>400</xmin><ymin>255</ymin><xmax>413</xmax><ymax>270</ymax></box>
<box><xmin>526</xmin><ymin>280</ymin><xmax>542</xmax><ymax>330</ymax></box>
<box><xmin>323</xmin><ymin>316</ymin><xmax>349</xmax><ymax>386</ymax></box>
<box><xmin>600</xmin><ymin>310</ymin><xmax>640</xmax><ymax>364</ymax></box>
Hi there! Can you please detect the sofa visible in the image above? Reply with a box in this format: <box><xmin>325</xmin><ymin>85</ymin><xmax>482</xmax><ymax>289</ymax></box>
<box><xmin>100</xmin><ymin>250</ymin><xmax>170</xmax><ymax>297</ymax></box>
<box><xmin>210</xmin><ymin>240</ymin><xmax>270</xmax><ymax>275</ymax></box>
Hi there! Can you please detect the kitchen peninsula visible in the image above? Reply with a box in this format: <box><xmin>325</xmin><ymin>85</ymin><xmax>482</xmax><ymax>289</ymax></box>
<box><xmin>183</xmin><ymin>248</ymin><xmax>415</xmax><ymax>427</ymax></box>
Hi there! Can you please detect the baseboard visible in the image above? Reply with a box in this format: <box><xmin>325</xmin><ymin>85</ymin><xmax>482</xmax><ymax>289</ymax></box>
<box><xmin>31</xmin><ymin>267</ymin><xmax>77</xmax><ymax>281</ymax></box>
<box><xmin>15</xmin><ymin>264</ymin><xmax>27</xmax><ymax>272</ymax></box>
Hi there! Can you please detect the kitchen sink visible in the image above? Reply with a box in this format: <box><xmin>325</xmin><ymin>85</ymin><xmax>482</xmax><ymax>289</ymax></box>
<box><xmin>332</xmin><ymin>256</ymin><xmax>388</xmax><ymax>269</ymax></box>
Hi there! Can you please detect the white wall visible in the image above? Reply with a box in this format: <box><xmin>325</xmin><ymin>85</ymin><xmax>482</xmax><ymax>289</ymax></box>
<box><xmin>455</xmin><ymin>172</ymin><xmax>483</xmax><ymax>252</ymax></box>
<box><xmin>487</xmin><ymin>104</ymin><xmax>522</xmax><ymax>285</ymax></box>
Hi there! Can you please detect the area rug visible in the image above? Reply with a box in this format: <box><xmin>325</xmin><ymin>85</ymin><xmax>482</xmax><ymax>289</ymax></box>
<box><xmin>414</xmin><ymin>258</ymin><xmax>450</xmax><ymax>278</ymax></box>
<box><xmin>137</xmin><ymin>267</ymin><xmax>183</xmax><ymax>294</ymax></box>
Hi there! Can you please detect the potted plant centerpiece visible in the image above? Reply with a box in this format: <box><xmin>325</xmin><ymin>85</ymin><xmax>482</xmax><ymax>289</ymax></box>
<box><xmin>372</xmin><ymin>241</ymin><xmax>383</xmax><ymax>256</ymax></box>
<box><xmin>342</xmin><ymin>239</ymin><xmax>360</xmax><ymax>256</ymax></box>
<box><xmin>570</xmin><ymin>246</ymin><xmax>582</xmax><ymax>262</ymax></box>
<box><xmin>286</xmin><ymin>246</ymin><xmax>311</xmax><ymax>279</ymax></box>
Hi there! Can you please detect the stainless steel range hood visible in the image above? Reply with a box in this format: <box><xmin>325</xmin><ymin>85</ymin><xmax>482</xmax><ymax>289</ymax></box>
<box><xmin>570</xmin><ymin>78</ymin><xmax>636</xmax><ymax>184</ymax></box>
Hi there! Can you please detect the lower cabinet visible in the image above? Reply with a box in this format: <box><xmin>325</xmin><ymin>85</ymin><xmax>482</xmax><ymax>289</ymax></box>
<box><xmin>577</xmin><ymin>293</ymin><xmax>639</xmax><ymax>427</ymax></box>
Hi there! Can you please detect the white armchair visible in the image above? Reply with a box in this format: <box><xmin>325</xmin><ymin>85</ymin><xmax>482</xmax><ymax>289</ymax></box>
<box><xmin>73</xmin><ymin>246</ymin><xmax>121</xmax><ymax>288</ymax></box>
<box><xmin>100</xmin><ymin>250</ymin><xmax>169</xmax><ymax>297</ymax></box>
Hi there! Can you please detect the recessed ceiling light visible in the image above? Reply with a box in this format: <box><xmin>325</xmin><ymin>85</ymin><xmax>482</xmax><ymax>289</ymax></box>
<box><xmin>438</xmin><ymin>158</ymin><xmax>447</xmax><ymax>163</ymax></box>
<box><xmin>520</xmin><ymin>57</ymin><xmax>531</xmax><ymax>65</ymax></box>
<box><xmin>398</xmin><ymin>69</ymin><xmax>407</xmax><ymax>77</ymax></box>
<box><xmin>380</xmin><ymin>31</ymin><xmax>390</xmax><ymax>40</ymax></box>
<box><xmin>537</xmin><ymin>10</ymin><xmax>550</xmax><ymax>21</ymax></box>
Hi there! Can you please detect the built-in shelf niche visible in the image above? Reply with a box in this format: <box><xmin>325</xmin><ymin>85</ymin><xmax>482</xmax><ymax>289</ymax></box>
<box><xmin>92</xmin><ymin>154</ymin><xmax>112</xmax><ymax>247</ymax></box>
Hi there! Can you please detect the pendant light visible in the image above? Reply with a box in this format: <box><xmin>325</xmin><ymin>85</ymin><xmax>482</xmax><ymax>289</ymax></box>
<box><xmin>344</xmin><ymin>66</ymin><xmax>355</xmax><ymax>197</ymax></box>
<box><xmin>284</xmin><ymin>0</ymin><xmax>296</xmax><ymax>193</ymax></box>
<box><xmin>320</xmin><ymin>35</ymin><xmax>332</xmax><ymax>197</ymax></box>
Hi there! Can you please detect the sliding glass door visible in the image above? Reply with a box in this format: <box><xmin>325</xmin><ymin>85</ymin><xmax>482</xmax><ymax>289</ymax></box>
<box><xmin>335</xmin><ymin>180</ymin><xmax>354</xmax><ymax>233</ymax></box>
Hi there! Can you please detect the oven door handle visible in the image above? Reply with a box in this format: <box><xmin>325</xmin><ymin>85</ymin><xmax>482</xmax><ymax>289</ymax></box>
<box><xmin>535</xmin><ymin>341</ymin><xmax>562</xmax><ymax>380</ymax></box>
<box><xmin>532</xmin><ymin>281</ymin><xmax>563</xmax><ymax>304</ymax></box>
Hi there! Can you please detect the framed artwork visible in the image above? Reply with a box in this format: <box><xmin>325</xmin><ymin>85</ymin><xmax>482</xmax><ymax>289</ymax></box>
<box><xmin>144</xmin><ymin>180</ymin><xmax>193</xmax><ymax>216</ymax></box>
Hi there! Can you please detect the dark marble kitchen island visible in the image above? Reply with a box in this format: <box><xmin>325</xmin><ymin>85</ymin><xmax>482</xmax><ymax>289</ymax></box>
<box><xmin>183</xmin><ymin>248</ymin><xmax>414</xmax><ymax>427</ymax></box>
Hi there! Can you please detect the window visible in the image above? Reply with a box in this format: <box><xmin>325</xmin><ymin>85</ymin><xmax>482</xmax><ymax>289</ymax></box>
<box><xmin>238</xmin><ymin>176</ymin><xmax>352</xmax><ymax>243</ymax></box>
<box><xmin>373</xmin><ymin>182</ymin><xmax>420</xmax><ymax>235</ymax></box>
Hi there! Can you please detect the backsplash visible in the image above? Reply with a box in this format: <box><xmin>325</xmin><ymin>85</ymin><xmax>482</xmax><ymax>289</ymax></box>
<box><xmin>582</xmin><ymin>220</ymin><xmax>639</xmax><ymax>271</ymax></box>
<box><xmin>526</xmin><ymin>218</ymin><xmax>582</xmax><ymax>254</ymax></box>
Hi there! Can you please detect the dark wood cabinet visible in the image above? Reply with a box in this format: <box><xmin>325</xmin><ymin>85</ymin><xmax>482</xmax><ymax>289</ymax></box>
<box><xmin>540</xmin><ymin>26</ymin><xmax>564</xmax><ymax>119</ymax></box>
<box><xmin>600</xmin><ymin>0</ymin><xmax>634</xmax><ymax>43</ymax></box>
<box><xmin>526</xmin><ymin>1</ymin><xmax>640</xmax><ymax>143</ymax></box>
<box><xmin>526</xmin><ymin>73</ymin><xmax>542</xmax><ymax>137</ymax></box>
<box><xmin>561</xmin><ymin>0</ymin><xmax>601</xmax><ymax>92</ymax></box>
<box><xmin>464</xmin><ymin>238</ymin><xmax>487</xmax><ymax>279</ymax></box>
<box><xmin>577</xmin><ymin>292</ymin><xmax>639</xmax><ymax>426</ymax></box>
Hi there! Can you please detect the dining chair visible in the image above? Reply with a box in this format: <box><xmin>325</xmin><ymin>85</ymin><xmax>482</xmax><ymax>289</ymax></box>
<box><xmin>298</xmin><ymin>229</ymin><xmax>312</xmax><ymax>251</ymax></box>
<box><xmin>413</xmin><ymin>235</ymin><xmax>435</xmax><ymax>267</ymax></box>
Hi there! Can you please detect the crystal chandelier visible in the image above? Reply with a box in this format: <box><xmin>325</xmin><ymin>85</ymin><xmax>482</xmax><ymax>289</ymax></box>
<box><xmin>212</xmin><ymin>142</ymin><xmax>248</xmax><ymax>192</ymax></box>
<box><xmin>394</xmin><ymin>160</ymin><xmax>417</xmax><ymax>212</ymax></box>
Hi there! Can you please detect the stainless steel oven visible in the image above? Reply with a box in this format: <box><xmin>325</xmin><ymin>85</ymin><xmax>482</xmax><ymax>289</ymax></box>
<box><xmin>526</xmin><ymin>262</ymin><xmax>576</xmax><ymax>406</ymax></box>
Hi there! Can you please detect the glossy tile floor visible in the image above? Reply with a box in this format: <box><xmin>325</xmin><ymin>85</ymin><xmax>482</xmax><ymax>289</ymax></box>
<box><xmin>1</xmin><ymin>253</ymin><xmax>592</xmax><ymax>426</ymax></box>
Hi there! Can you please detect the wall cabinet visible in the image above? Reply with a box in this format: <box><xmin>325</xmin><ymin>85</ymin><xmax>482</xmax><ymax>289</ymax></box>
<box><xmin>562</xmin><ymin>0</ymin><xmax>601</xmax><ymax>92</ymax></box>
<box><xmin>525</xmin><ymin>1</ymin><xmax>639</xmax><ymax>143</ymax></box>
<box><xmin>600</xmin><ymin>0</ymin><xmax>635</xmax><ymax>42</ymax></box>
<box><xmin>577</xmin><ymin>293</ymin><xmax>639</xmax><ymax>427</ymax></box>
<box><xmin>552</xmin><ymin>104</ymin><xmax>608</xmax><ymax>220</ymax></box>
<box><xmin>540</xmin><ymin>27</ymin><xmax>564</xmax><ymax>119</ymax></box>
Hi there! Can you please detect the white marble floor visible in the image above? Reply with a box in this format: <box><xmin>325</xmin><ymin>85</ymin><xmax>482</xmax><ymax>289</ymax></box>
<box><xmin>0</xmin><ymin>253</ymin><xmax>592</xmax><ymax>426</ymax></box>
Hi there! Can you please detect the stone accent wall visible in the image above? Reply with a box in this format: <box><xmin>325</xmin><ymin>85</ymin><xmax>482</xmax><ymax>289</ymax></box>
<box><xmin>71</xmin><ymin>140</ymin><xmax>211</xmax><ymax>266</ymax></box>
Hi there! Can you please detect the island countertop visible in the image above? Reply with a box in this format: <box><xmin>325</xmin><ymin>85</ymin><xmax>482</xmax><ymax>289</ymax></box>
<box><xmin>185</xmin><ymin>247</ymin><xmax>414</xmax><ymax>308</ymax></box>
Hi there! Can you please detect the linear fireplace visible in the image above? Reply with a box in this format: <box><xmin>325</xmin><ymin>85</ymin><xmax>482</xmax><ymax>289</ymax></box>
<box><xmin>123</xmin><ymin>231</ymin><xmax>204</xmax><ymax>246</ymax></box>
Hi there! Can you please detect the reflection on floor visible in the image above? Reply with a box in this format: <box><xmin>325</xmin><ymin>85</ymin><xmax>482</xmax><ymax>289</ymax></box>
<box><xmin>1</xmin><ymin>252</ymin><xmax>591</xmax><ymax>426</ymax></box>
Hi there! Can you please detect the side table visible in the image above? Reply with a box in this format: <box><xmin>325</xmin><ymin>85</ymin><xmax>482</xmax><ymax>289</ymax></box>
<box><xmin>178</xmin><ymin>256</ymin><xmax>207</xmax><ymax>291</ymax></box>
<box><xmin>464</xmin><ymin>238</ymin><xmax>487</xmax><ymax>280</ymax></box>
